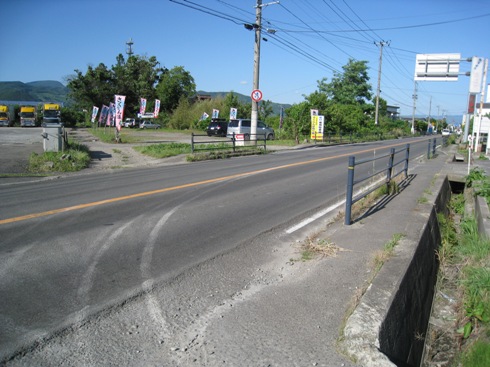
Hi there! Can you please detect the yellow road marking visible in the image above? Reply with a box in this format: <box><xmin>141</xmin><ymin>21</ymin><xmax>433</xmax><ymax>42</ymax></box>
<box><xmin>0</xmin><ymin>140</ymin><xmax>418</xmax><ymax>225</ymax></box>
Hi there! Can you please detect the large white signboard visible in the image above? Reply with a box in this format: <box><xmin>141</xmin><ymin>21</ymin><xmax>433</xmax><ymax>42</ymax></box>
<box><xmin>414</xmin><ymin>53</ymin><xmax>461</xmax><ymax>81</ymax></box>
<box><xmin>469</xmin><ymin>56</ymin><xmax>484</xmax><ymax>94</ymax></box>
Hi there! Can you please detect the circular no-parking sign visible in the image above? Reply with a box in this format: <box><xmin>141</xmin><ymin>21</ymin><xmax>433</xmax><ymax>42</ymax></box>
<box><xmin>251</xmin><ymin>89</ymin><xmax>263</xmax><ymax>102</ymax></box>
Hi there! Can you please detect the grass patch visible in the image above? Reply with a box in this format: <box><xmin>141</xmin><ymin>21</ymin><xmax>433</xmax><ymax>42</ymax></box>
<box><xmin>434</xmin><ymin>184</ymin><xmax>490</xmax><ymax>364</ymax></box>
<box><xmin>417</xmin><ymin>196</ymin><xmax>429</xmax><ymax>204</ymax></box>
<box><xmin>29</xmin><ymin>142</ymin><xmax>91</xmax><ymax>173</ymax></box>
<box><xmin>89</xmin><ymin>128</ymin><xmax>143</xmax><ymax>144</ymax></box>
<box><xmin>299</xmin><ymin>236</ymin><xmax>339</xmax><ymax>261</ymax></box>
<box><xmin>187</xmin><ymin>148</ymin><xmax>267</xmax><ymax>162</ymax></box>
<box><xmin>373</xmin><ymin>233</ymin><xmax>404</xmax><ymax>272</ymax></box>
<box><xmin>134</xmin><ymin>143</ymin><xmax>191</xmax><ymax>158</ymax></box>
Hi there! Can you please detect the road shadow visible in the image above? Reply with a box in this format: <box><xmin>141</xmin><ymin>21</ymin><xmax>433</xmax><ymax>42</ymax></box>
<box><xmin>353</xmin><ymin>173</ymin><xmax>417</xmax><ymax>224</ymax></box>
<box><xmin>90</xmin><ymin>150</ymin><xmax>112</xmax><ymax>161</ymax></box>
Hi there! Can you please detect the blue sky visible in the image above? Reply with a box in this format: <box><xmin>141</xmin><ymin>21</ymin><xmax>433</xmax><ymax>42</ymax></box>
<box><xmin>1</xmin><ymin>0</ymin><xmax>489</xmax><ymax>119</ymax></box>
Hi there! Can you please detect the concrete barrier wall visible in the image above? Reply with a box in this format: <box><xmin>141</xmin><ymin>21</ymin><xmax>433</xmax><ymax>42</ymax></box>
<box><xmin>341</xmin><ymin>176</ymin><xmax>453</xmax><ymax>367</ymax></box>
<box><xmin>379</xmin><ymin>177</ymin><xmax>451</xmax><ymax>366</ymax></box>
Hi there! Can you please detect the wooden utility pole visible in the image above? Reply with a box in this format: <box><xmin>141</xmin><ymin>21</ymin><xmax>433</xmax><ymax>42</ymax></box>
<box><xmin>374</xmin><ymin>41</ymin><xmax>389</xmax><ymax>125</ymax></box>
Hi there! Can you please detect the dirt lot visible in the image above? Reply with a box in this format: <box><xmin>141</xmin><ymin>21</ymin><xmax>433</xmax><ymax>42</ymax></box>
<box><xmin>67</xmin><ymin>128</ymin><xmax>191</xmax><ymax>171</ymax></box>
<box><xmin>0</xmin><ymin>128</ymin><xmax>204</xmax><ymax>175</ymax></box>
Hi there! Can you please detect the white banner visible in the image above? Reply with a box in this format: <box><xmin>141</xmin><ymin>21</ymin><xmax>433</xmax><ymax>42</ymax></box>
<box><xmin>114</xmin><ymin>95</ymin><xmax>126</xmax><ymax>131</ymax></box>
<box><xmin>140</xmin><ymin>98</ymin><xmax>147</xmax><ymax>115</ymax></box>
<box><xmin>91</xmin><ymin>106</ymin><xmax>99</xmax><ymax>123</ymax></box>
<box><xmin>107</xmin><ymin>102</ymin><xmax>114</xmax><ymax>127</ymax></box>
<box><xmin>154</xmin><ymin>99</ymin><xmax>161</xmax><ymax>118</ymax></box>
<box><xmin>469</xmin><ymin>56</ymin><xmax>485</xmax><ymax>94</ymax></box>
<box><xmin>230</xmin><ymin>107</ymin><xmax>237</xmax><ymax>120</ymax></box>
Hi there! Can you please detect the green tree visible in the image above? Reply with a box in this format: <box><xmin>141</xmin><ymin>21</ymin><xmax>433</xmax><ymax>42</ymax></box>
<box><xmin>67</xmin><ymin>63</ymin><xmax>115</xmax><ymax>112</ymax></box>
<box><xmin>305</xmin><ymin>78</ymin><xmax>330</xmax><ymax>111</ymax></box>
<box><xmin>285</xmin><ymin>101</ymin><xmax>311</xmax><ymax>143</ymax></box>
<box><xmin>325</xmin><ymin>59</ymin><xmax>372</xmax><ymax>105</ymax></box>
<box><xmin>325</xmin><ymin>103</ymin><xmax>367</xmax><ymax>133</ymax></box>
<box><xmin>112</xmin><ymin>54</ymin><xmax>166</xmax><ymax>116</ymax></box>
<box><xmin>66</xmin><ymin>54</ymin><xmax>166</xmax><ymax>120</ymax></box>
<box><xmin>259</xmin><ymin>100</ymin><xmax>274</xmax><ymax>120</ymax></box>
<box><xmin>156</xmin><ymin>66</ymin><xmax>196</xmax><ymax>114</ymax></box>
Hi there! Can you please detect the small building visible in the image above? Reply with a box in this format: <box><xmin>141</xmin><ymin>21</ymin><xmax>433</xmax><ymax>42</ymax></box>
<box><xmin>195</xmin><ymin>94</ymin><xmax>212</xmax><ymax>102</ymax></box>
<box><xmin>386</xmin><ymin>105</ymin><xmax>400</xmax><ymax>120</ymax></box>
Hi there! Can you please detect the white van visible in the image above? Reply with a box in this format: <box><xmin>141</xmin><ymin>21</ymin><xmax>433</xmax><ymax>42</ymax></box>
<box><xmin>226</xmin><ymin>119</ymin><xmax>275</xmax><ymax>140</ymax></box>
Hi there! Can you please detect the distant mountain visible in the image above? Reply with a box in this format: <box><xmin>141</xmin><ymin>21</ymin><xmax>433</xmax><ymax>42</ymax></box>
<box><xmin>198</xmin><ymin>91</ymin><xmax>291</xmax><ymax>115</ymax></box>
<box><xmin>0</xmin><ymin>80</ymin><xmax>69</xmax><ymax>103</ymax></box>
<box><xmin>0</xmin><ymin>82</ymin><xmax>290</xmax><ymax>114</ymax></box>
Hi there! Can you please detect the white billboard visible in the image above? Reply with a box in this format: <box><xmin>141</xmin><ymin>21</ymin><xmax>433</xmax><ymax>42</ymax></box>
<box><xmin>414</xmin><ymin>53</ymin><xmax>461</xmax><ymax>81</ymax></box>
<box><xmin>469</xmin><ymin>56</ymin><xmax>484</xmax><ymax>94</ymax></box>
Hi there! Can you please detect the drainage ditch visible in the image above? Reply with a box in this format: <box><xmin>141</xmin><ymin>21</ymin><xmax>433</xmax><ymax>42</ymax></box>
<box><xmin>340</xmin><ymin>174</ymin><xmax>479</xmax><ymax>367</ymax></box>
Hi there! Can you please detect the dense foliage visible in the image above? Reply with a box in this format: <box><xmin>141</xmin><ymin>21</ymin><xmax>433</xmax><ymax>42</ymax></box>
<box><xmin>65</xmin><ymin>54</ymin><xmax>438</xmax><ymax>137</ymax></box>
<box><xmin>66</xmin><ymin>54</ymin><xmax>195</xmax><ymax>123</ymax></box>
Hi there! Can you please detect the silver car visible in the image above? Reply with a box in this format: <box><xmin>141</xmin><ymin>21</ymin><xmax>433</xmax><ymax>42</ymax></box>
<box><xmin>140</xmin><ymin>121</ymin><xmax>161</xmax><ymax>129</ymax></box>
<box><xmin>226</xmin><ymin>119</ymin><xmax>274</xmax><ymax>140</ymax></box>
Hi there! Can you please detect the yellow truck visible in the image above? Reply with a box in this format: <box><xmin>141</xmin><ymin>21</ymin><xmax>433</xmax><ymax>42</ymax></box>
<box><xmin>20</xmin><ymin>106</ymin><xmax>37</xmax><ymax>127</ymax></box>
<box><xmin>43</xmin><ymin>103</ymin><xmax>61</xmax><ymax>124</ymax></box>
<box><xmin>0</xmin><ymin>105</ymin><xmax>10</xmax><ymax>127</ymax></box>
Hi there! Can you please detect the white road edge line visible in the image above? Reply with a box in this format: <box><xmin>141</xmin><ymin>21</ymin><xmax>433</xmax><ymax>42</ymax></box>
<box><xmin>285</xmin><ymin>178</ymin><xmax>385</xmax><ymax>234</ymax></box>
<box><xmin>285</xmin><ymin>200</ymin><xmax>345</xmax><ymax>234</ymax></box>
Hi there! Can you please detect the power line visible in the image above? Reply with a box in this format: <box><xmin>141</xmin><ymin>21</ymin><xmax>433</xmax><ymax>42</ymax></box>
<box><xmin>280</xmin><ymin>12</ymin><xmax>490</xmax><ymax>33</ymax></box>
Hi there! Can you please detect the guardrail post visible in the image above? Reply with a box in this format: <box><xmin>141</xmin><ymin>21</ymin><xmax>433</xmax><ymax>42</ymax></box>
<box><xmin>404</xmin><ymin>144</ymin><xmax>410</xmax><ymax>178</ymax></box>
<box><xmin>427</xmin><ymin>139</ymin><xmax>431</xmax><ymax>159</ymax></box>
<box><xmin>191</xmin><ymin>133</ymin><xmax>195</xmax><ymax>153</ymax></box>
<box><xmin>387</xmin><ymin>148</ymin><xmax>395</xmax><ymax>189</ymax></box>
<box><xmin>433</xmin><ymin>138</ymin><xmax>437</xmax><ymax>157</ymax></box>
<box><xmin>345</xmin><ymin>156</ymin><xmax>355</xmax><ymax>225</ymax></box>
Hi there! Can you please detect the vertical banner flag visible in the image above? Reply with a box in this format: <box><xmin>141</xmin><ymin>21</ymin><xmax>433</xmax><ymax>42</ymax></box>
<box><xmin>140</xmin><ymin>98</ymin><xmax>147</xmax><ymax>115</ymax></box>
<box><xmin>310</xmin><ymin>109</ymin><xmax>319</xmax><ymax>140</ymax></box>
<box><xmin>115</xmin><ymin>95</ymin><xmax>126</xmax><ymax>131</ymax></box>
<box><xmin>317</xmin><ymin>115</ymin><xmax>324</xmax><ymax>139</ymax></box>
<box><xmin>91</xmin><ymin>106</ymin><xmax>99</xmax><ymax>123</ymax></box>
<box><xmin>229</xmin><ymin>108</ymin><xmax>237</xmax><ymax>120</ymax></box>
<box><xmin>200</xmin><ymin>112</ymin><xmax>209</xmax><ymax>121</ymax></box>
<box><xmin>212</xmin><ymin>109</ymin><xmax>219</xmax><ymax>119</ymax></box>
<box><xmin>99</xmin><ymin>105</ymin><xmax>109</xmax><ymax>125</ymax></box>
<box><xmin>154</xmin><ymin>99</ymin><xmax>161</xmax><ymax>118</ymax></box>
<box><xmin>107</xmin><ymin>102</ymin><xmax>115</xmax><ymax>126</ymax></box>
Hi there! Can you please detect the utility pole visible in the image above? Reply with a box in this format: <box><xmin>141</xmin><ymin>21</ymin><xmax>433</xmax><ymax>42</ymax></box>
<box><xmin>428</xmin><ymin>96</ymin><xmax>432</xmax><ymax>127</ymax></box>
<box><xmin>374</xmin><ymin>41</ymin><xmax>389</xmax><ymax>125</ymax></box>
<box><xmin>251</xmin><ymin>0</ymin><xmax>262</xmax><ymax>141</ymax></box>
<box><xmin>411</xmin><ymin>81</ymin><xmax>418</xmax><ymax>134</ymax></box>
<box><xmin>250</xmin><ymin>0</ymin><xmax>279</xmax><ymax>141</ymax></box>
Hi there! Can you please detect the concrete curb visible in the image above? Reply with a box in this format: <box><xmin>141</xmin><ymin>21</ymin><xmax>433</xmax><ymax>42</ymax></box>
<box><xmin>338</xmin><ymin>171</ymin><xmax>452</xmax><ymax>366</ymax></box>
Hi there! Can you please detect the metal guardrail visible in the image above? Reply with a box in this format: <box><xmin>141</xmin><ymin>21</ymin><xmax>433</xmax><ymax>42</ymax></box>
<box><xmin>345</xmin><ymin>137</ymin><xmax>447</xmax><ymax>225</ymax></box>
<box><xmin>190</xmin><ymin>133</ymin><xmax>267</xmax><ymax>153</ymax></box>
<box><xmin>345</xmin><ymin>144</ymin><xmax>410</xmax><ymax>225</ymax></box>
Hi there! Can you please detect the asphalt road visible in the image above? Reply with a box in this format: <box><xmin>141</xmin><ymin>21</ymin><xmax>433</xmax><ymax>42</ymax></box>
<box><xmin>0</xmin><ymin>133</ymin><xmax>432</xmax><ymax>363</ymax></box>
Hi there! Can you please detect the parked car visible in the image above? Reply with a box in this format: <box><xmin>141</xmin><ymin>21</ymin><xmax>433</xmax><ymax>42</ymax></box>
<box><xmin>226</xmin><ymin>119</ymin><xmax>275</xmax><ymax>140</ymax></box>
<box><xmin>123</xmin><ymin>118</ymin><xmax>137</xmax><ymax>128</ymax></box>
<box><xmin>442</xmin><ymin>129</ymin><xmax>450</xmax><ymax>136</ymax></box>
<box><xmin>140</xmin><ymin>121</ymin><xmax>161</xmax><ymax>129</ymax></box>
<box><xmin>206</xmin><ymin>118</ymin><xmax>228</xmax><ymax>137</ymax></box>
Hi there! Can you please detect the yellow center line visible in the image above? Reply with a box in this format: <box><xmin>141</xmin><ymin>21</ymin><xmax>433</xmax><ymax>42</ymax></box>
<box><xmin>0</xmin><ymin>140</ymin><xmax>415</xmax><ymax>225</ymax></box>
